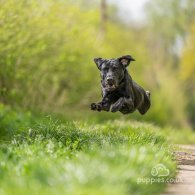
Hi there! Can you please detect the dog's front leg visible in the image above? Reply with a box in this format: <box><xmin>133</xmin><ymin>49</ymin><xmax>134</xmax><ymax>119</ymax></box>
<box><xmin>111</xmin><ymin>97</ymin><xmax>135</xmax><ymax>114</ymax></box>
<box><xmin>124</xmin><ymin>97</ymin><xmax>134</xmax><ymax>111</ymax></box>
<box><xmin>110</xmin><ymin>97</ymin><xmax>125</xmax><ymax>112</ymax></box>
<box><xmin>119</xmin><ymin>97</ymin><xmax>135</xmax><ymax>114</ymax></box>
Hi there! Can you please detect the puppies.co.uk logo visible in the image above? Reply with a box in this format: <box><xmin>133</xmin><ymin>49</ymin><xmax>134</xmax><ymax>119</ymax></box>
<box><xmin>151</xmin><ymin>164</ymin><xmax>170</xmax><ymax>177</ymax></box>
<box><xmin>137</xmin><ymin>163</ymin><xmax>183</xmax><ymax>184</ymax></box>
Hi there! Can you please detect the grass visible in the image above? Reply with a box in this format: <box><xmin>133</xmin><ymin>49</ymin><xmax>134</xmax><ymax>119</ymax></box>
<box><xmin>1</xmin><ymin>104</ymin><xmax>194</xmax><ymax>195</ymax></box>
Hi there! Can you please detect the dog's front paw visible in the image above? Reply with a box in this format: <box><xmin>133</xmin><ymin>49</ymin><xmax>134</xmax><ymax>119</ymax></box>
<box><xmin>110</xmin><ymin>98</ymin><xmax>124</xmax><ymax>112</ymax></box>
<box><xmin>90</xmin><ymin>103</ymin><xmax>102</xmax><ymax>112</ymax></box>
<box><xmin>91</xmin><ymin>103</ymin><xmax>97</xmax><ymax>110</ymax></box>
<box><xmin>110</xmin><ymin>106</ymin><xmax>117</xmax><ymax>112</ymax></box>
<box><xmin>110</xmin><ymin>103</ymin><xmax>121</xmax><ymax>112</ymax></box>
<box><xmin>110</xmin><ymin>105</ymin><xmax>121</xmax><ymax>112</ymax></box>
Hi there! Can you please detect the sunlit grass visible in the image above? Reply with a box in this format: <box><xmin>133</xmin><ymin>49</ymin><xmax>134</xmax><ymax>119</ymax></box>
<box><xmin>1</xmin><ymin>104</ymin><xmax>195</xmax><ymax>194</ymax></box>
<box><xmin>0</xmin><ymin>105</ymin><xmax>179</xmax><ymax>195</ymax></box>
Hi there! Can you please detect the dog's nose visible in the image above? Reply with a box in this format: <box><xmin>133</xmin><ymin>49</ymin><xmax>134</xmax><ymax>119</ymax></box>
<box><xmin>106</xmin><ymin>78</ymin><xmax>114</xmax><ymax>85</ymax></box>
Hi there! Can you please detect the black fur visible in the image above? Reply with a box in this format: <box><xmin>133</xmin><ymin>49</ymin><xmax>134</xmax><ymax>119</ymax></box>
<box><xmin>91</xmin><ymin>55</ymin><xmax>151</xmax><ymax>115</ymax></box>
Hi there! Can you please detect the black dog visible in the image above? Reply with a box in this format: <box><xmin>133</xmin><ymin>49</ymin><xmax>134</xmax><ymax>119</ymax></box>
<box><xmin>91</xmin><ymin>55</ymin><xmax>151</xmax><ymax>115</ymax></box>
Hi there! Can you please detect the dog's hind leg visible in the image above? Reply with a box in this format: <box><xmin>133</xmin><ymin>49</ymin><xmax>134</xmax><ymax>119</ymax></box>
<box><xmin>137</xmin><ymin>91</ymin><xmax>151</xmax><ymax>115</ymax></box>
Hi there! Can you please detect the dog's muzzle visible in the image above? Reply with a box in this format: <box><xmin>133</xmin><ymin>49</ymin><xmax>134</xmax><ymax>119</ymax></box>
<box><xmin>105</xmin><ymin>78</ymin><xmax>117</xmax><ymax>91</ymax></box>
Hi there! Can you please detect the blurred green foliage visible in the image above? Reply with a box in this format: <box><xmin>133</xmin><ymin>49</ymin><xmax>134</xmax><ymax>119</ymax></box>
<box><xmin>180</xmin><ymin>24</ymin><xmax>195</xmax><ymax>127</ymax></box>
<box><xmin>0</xmin><ymin>104</ymin><xmax>35</xmax><ymax>138</ymax></box>
<box><xmin>0</xmin><ymin>0</ymin><xmax>194</xmax><ymax>128</ymax></box>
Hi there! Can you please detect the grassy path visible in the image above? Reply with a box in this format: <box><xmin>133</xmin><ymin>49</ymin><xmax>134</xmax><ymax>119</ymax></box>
<box><xmin>162</xmin><ymin>145</ymin><xmax>195</xmax><ymax>195</ymax></box>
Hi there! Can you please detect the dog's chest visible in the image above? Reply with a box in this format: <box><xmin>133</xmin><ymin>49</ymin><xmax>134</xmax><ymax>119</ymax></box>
<box><xmin>107</xmin><ymin>89</ymin><xmax>125</xmax><ymax>103</ymax></box>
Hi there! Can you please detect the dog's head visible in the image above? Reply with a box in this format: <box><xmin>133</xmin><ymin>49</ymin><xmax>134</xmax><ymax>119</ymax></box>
<box><xmin>94</xmin><ymin>55</ymin><xmax>135</xmax><ymax>91</ymax></box>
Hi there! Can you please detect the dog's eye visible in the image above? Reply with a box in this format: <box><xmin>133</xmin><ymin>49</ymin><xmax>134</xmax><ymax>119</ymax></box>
<box><xmin>102</xmin><ymin>68</ymin><xmax>108</xmax><ymax>72</ymax></box>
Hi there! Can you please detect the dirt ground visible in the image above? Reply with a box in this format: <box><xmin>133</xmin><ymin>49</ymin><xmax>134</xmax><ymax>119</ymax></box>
<box><xmin>162</xmin><ymin>145</ymin><xmax>195</xmax><ymax>195</ymax></box>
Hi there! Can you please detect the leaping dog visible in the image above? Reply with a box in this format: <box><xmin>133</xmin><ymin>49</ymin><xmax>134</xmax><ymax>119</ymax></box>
<box><xmin>91</xmin><ymin>55</ymin><xmax>151</xmax><ymax>115</ymax></box>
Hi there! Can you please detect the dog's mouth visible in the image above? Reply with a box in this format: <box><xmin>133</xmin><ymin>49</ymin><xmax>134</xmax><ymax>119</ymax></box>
<box><xmin>106</xmin><ymin>83</ymin><xmax>117</xmax><ymax>91</ymax></box>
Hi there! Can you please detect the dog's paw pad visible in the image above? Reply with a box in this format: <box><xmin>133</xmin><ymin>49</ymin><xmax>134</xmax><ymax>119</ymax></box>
<box><xmin>91</xmin><ymin>103</ymin><xmax>97</xmax><ymax>110</ymax></box>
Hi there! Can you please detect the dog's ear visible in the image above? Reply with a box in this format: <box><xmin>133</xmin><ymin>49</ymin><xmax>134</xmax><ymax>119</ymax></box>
<box><xmin>94</xmin><ymin>57</ymin><xmax>103</xmax><ymax>70</ymax></box>
<box><xmin>118</xmin><ymin>55</ymin><xmax>135</xmax><ymax>67</ymax></box>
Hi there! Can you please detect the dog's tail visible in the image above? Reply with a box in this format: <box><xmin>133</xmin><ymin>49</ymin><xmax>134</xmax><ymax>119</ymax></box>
<box><xmin>138</xmin><ymin>90</ymin><xmax>151</xmax><ymax>115</ymax></box>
